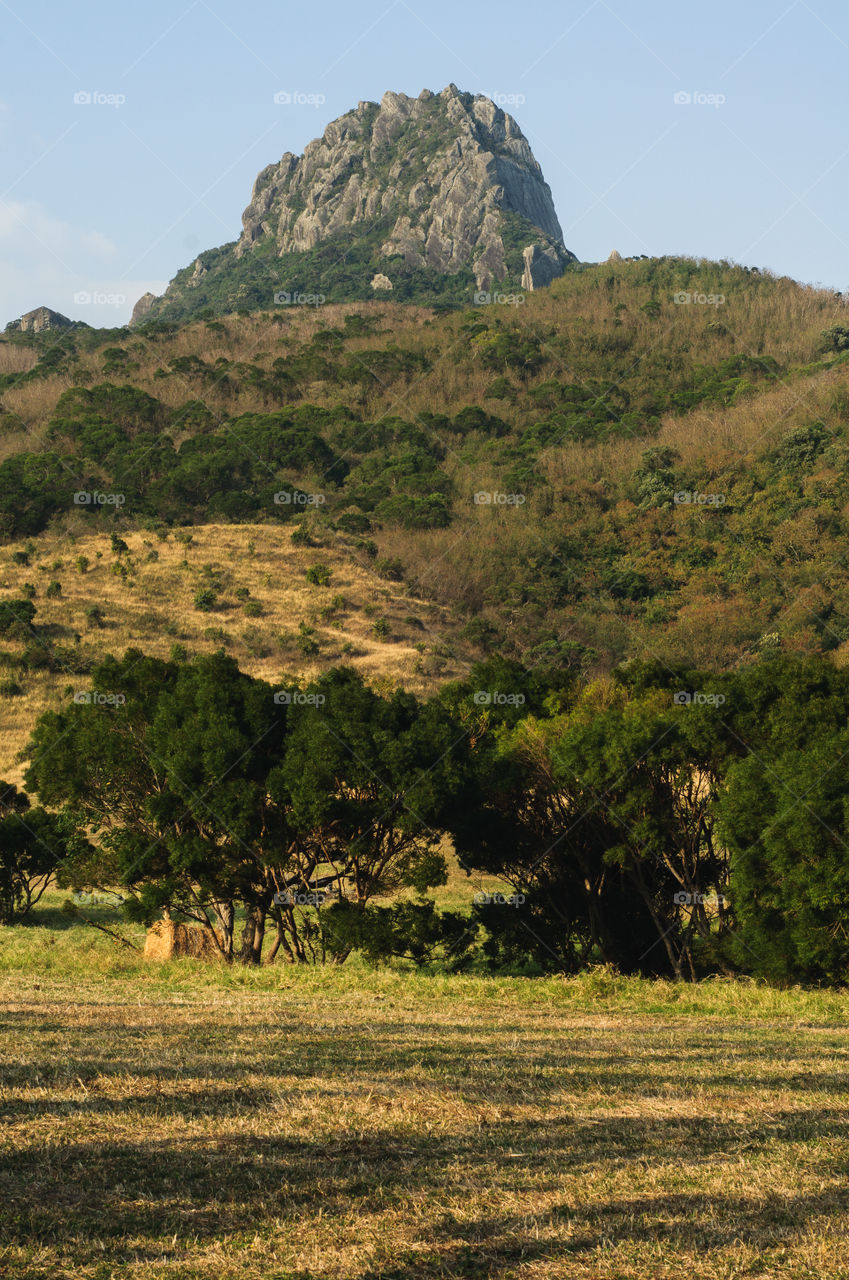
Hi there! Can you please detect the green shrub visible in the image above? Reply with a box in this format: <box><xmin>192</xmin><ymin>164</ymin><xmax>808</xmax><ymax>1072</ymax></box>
<box><xmin>305</xmin><ymin>563</ymin><xmax>332</xmax><ymax>587</ymax></box>
<box><xmin>193</xmin><ymin>587</ymin><xmax>217</xmax><ymax>611</ymax></box>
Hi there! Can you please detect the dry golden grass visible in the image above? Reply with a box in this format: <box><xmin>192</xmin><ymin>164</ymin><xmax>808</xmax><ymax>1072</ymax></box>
<box><xmin>2</xmin><ymin>917</ymin><xmax>849</xmax><ymax>1279</ymax></box>
<box><xmin>3</xmin><ymin>265</ymin><xmax>843</xmax><ymax>445</ymax></box>
<box><xmin>0</xmin><ymin>342</ymin><xmax>39</xmax><ymax>375</ymax></box>
<box><xmin>0</xmin><ymin>522</ymin><xmax>473</xmax><ymax>781</ymax></box>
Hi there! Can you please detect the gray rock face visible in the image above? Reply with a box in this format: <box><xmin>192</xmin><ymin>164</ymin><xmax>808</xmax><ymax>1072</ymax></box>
<box><xmin>7</xmin><ymin>306</ymin><xmax>73</xmax><ymax>334</ymax></box>
<box><xmin>235</xmin><ymin>84</ymin><xmax>574</xmax><ymax>290</ymax></box>
<box><xmin>130</xmin><ymin>292</ymin><xmax>157</xmax><ymax>326</ymax></box>
<box><xmin>522</xmin><ymin>244</ymin><xmax>566</xmax><ymax>291</ymax></box>
<box><xmin>136</xmin><ymin>85</ymin><xmax>577</xmax><ymax>321</ymax></box>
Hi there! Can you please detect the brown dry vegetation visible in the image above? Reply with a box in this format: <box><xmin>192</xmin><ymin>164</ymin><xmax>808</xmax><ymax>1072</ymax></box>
<box><xmin>1</xmin><ymin>263</ymin><xmax>843</xmax><ymax>439</ymax></box>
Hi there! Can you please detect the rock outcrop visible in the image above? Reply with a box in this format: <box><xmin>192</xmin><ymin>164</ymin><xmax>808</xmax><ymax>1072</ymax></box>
<box><xmin>130</xmin><ymin>292</ymin><xmax>157</xmax><ymax>325</ymax></box>
<box><xmin>135</xmin><ymin>85</ymin><xmax>576</xmax><ymax>323</ymax></box>
<box><xmin>6</xmin><ymin>306</ymin><xmax>74</xmax><ymax>334</ymax></box>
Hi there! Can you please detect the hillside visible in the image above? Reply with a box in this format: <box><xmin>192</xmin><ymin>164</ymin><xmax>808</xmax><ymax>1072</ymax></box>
<box><xmin>133</xmin><ymin>85</ymin><xmax>576</xmax><ymax>323</ymax></box>
<box><xmin>0</xmin><ymin>521</ymin><xmax>472</xmax><ymax>781</ymax></box>
<box><xmin>1</xmin><ymin>255</ymin><xmax>848</xmax><ymax>685</ymax></box>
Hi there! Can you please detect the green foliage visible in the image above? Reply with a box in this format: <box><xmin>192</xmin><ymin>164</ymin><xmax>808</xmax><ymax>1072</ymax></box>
<box><xmin>0</xmin><ymin>598</ymin><xmax>36</xmax><ymax>637</ymax></box>
<box><xmin>305</xmin><ymin>563</ymin><xmax>332</xmax><ymax>586</ymax></box>
<box><xmin>193</xmin><ymin>587</ymin><xmax>217</xmax><ymax>611</ymax></box>
<box><xmin>0</xmin><ymin>782</ymin><xmax>81</xmax><ymax>924</ymax></box>
<box><xmin>821</xmin><ymin>324</ymin><xmax>849</xmax><ymax>352</ymax></box>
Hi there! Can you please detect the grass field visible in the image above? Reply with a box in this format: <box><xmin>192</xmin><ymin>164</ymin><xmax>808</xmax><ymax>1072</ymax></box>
<box><xmin>2</xmin><ymin>901</ymin><xmax>849</xmax><ymax>1279</ymax></box>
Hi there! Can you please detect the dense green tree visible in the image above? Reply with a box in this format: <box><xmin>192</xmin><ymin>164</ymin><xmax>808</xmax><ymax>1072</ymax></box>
<box><xmin>0</xmin><ymin>782</ymin><xmax>82</xmax><ymax>924</ymax></box>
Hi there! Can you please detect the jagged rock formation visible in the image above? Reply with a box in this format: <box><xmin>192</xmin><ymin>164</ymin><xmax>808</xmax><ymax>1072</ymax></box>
<box><xmin>130</xmin><ymin>292</ymin><xmax>157</xmax><ymax>325</ymax></box>
<box><xmin>6</xmin><ymin>306</ymin><xmax>74</xmax><ymax>334</ymax></box>
<box><xmin>135</xmin><ymin>85</ymin><xmax>576</xmax><ymax>323</ymax></box>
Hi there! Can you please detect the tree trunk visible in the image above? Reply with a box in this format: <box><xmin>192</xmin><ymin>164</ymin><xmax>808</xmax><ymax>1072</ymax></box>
<box><xmin>212</xmin><ymin>899</ymin><xmax>235</xmax><ymax>959</ymax></box>
<box><xmin>239</xmin><ymin>904</ymin><xmax>266</xmax><ymax>965</ymax></box>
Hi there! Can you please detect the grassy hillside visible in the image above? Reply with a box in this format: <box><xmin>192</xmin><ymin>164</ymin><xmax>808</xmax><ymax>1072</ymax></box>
<box><xmin>0</xmin><ymin>522</ymin><xmax>472</xmax><ymax>781</ymax></box>
<box><xmin>2</xmin><ymin>256</ymin><xmax>848</xmax><ymax>678</ymax></box>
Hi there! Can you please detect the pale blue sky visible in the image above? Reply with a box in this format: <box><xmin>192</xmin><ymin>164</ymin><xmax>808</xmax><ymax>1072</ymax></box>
<box><xmin>1</xmin><ymin>0</ymin><xmax>846</xmax><ymax>327</ymax></box>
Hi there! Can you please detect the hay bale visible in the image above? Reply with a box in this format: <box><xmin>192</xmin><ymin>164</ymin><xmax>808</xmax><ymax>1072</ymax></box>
<box><xmin>143</xmin><ymin>919</ymin><xmax>223</xmax><ymax>962</ymax></box>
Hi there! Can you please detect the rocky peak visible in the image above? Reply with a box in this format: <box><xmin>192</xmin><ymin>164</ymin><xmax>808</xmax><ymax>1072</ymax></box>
<box><xmin>6</xmin><ymin>306</ymin><xmax>74</xmax><ymax>334</ymax></box>
<box><xmin>235</xmin><ymin>85</ymin><xmax>573</xmax><ymax>290</ymax></box>
<box><xmin>134</xmin><ymin>87</ymin><xmax>576</xmax><ymax>322</ymax></box>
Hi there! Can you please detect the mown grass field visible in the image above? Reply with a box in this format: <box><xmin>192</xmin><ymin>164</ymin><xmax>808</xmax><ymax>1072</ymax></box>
<box><xmin>2</xmin><ymin>897</ymin><xmax>849</xmax><ymax>1279</ymax></box>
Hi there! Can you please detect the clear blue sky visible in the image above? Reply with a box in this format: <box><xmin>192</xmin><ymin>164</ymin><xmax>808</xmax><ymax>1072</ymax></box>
<box><xmin>1</xmin><ymin>0</ymin><xmax>846</xmax><ymax>327</ymax></box>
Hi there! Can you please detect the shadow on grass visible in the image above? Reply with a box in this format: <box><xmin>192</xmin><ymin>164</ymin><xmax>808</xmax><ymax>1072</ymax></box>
<box><xmin>1</xmin><ymin>1108</ymin><xmax>848</xmax><ymax>1272</ymax></box>
<box><xmin>14</xmin><ymin>904</ymin><xmax>127</xmax><ymax>932</ymax></box>
<box><xmin>3</xmin><ymin>1012</ymin><xmax>847</xmax><ymax>1102</ymax></box>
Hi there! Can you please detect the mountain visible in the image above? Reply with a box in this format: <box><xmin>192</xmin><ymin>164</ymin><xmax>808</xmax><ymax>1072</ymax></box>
<box><xmin>132</xmin><ymin>85</ymin><xmax>576</xmax><ymax>324</ymax></box>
